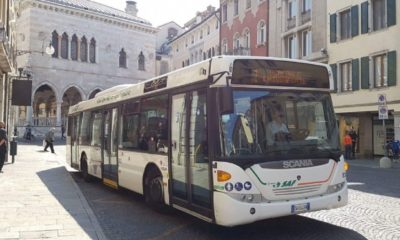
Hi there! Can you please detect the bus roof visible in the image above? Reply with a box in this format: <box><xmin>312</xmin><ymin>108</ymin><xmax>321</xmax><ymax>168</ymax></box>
<box><xmin>68</xmin><ymin>56</ymin><xmax>332</xmax><ymax>115</ymax></box>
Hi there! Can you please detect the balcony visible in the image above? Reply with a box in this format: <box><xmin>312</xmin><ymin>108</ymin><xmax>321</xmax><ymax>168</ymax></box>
<box><xmin>301</xmin><ymin>10</ymin><xmax>311</xmax><ymax>24</ymax></box>
<box><xmin>225</xmin><ymin>47</ymin><xmax>251</xmax><ymax>56</ymax></box>
<box><xmin>0</xmin><ymin>26</ymin><xmax>12</xmax><ymax>72</ymax></box>
<box><xmin>287</xmin><ymin>17</ymin><xmax>296</xmax><ymax>30</ymax></box>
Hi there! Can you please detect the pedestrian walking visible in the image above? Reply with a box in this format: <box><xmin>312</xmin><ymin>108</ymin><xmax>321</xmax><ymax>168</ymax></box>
<box><xmin>44</xmin><ymin>128</ymin><xmax>55</xmax><ymax>153</ymax></box>
<box><xmin>349</xmin><ymin>127</ymin><xmax>358</xmax><ymax>159</ymax></box>
<box><xmin>61</xmin><ymin>124</ymin><xmax>65</xmax><ymax>139</ymax></box>
<box><xmin>0</xmin><ymin>122</ymin><xmax>8</xmax><ymax>173</ymax></box>
<box><xmin>344</xmin><ymin>131</ymin><xmax>352</xmax><ymax>161</ymax></box>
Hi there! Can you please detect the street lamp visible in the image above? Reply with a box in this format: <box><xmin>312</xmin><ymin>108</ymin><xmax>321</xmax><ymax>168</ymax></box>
<box><xmin>15</xmin><ymin>41</ymin><xmax>55</xmax><ymax>56</ymax></box>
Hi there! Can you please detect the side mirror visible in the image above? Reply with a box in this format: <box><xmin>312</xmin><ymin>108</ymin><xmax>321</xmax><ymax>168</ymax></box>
<box><xmin>219</xmin><ymin>87</ymin><xmax>234</xmax><ymax>115</ymax></box>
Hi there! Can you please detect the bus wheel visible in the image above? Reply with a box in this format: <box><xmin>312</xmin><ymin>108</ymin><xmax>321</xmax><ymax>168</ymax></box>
<box><xmin>144</xmin><ymin>169</ymin><xmax>164</xmax><ymax>210</ymax></box>
<box><xmin>81</xmin><ymin>157</ymin><xmax>92</xmax><ymax>182</ymax></box>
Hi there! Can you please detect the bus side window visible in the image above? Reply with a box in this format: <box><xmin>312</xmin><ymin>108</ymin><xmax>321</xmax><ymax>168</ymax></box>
<box><xmin>140</xmin><ymin>95</ymin><xmax>168</xmax><ymax>154</ymax></box>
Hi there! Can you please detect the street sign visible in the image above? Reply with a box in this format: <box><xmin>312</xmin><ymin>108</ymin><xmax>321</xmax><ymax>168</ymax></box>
<box><xmin>378</xmin><ymin>105</ymin><xmax>389</xmax><ymax>120</ymax></box>
<box><xmin>378</xmin><ymin>94</ymin><xmax>387</xmax><ymax>105</ymax></box>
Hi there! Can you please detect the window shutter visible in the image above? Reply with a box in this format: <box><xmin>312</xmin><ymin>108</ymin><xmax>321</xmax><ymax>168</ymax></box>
<box><xmin>352</xmin><ymin>59</ymin><xmax>360</xmax><ymax>91</ymax></box>
<box><xmin>387</xmin><ymin>0</ymin><xmax>396</xmax><ymax>27</ymax></box>
<box><xmin>330</xmin><ymin>14</ymin><xmax>337</xmax><ymax>43</ymax></box>
<box><xmin>361</xmin><ymin>56</ymin><xmax>370</xmax><ymax>89</ymax></box>
<box><xmin>361</xmin><ymin>1</ymin><xmax>369</xmax><ymax>34</ymax></box>
<box><xmin>330</xmin><ymin>64</ymin><xmax>338</xmax><ymax>91</ymax></box>
<box><xmin>388</xmin><ymin>51</ymin><xmax>397</xmax><ymax>87</ymax></box>
<box><xmin>351</xmin><ymin>5</ymin><xmax>359</xmax><ymax>37</ymax></box>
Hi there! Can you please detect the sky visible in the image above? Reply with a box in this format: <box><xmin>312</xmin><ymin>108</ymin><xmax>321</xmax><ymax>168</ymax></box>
<box><xmin>92</xmin><ymin>0</ymin><xmax>220</xmax><ymax>27</ymax></box>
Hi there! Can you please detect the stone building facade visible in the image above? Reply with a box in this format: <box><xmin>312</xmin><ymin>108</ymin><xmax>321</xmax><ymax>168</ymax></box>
<box><xmin>0</xmin><ymin>0</ymin><xmax>13</xmax><ymax>129</ymax></box>
<box><xmin>13</xmin><ymin>0</ymin><xmax>156</xmax><ymax>135</ymax></box>
<box><xmin>328</xmin><ymin>0</ymin><xmax>399</xmax><ymax>156</ymax></box>
<box><xmin>169</xmin><ymin>6</ymin><xmax>219</xmax><ymax>70</ymax></box>
<box><xmin>220</xmin><ymin>0</ymin><xmax>268</xmax><ymax>56</ymax></box>
<box><xmin>268</xmin><ymin>0</ymin><xmax>328</xmax><ymax>62</ymax></box>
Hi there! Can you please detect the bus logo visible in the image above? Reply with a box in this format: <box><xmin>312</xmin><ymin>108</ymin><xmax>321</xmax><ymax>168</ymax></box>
<box><xmin>282</xmin><ymin>160</ymin><xmax>314</xmax><ymax>169</ymax></box>
<box><xmin>273</xmin><ymin>180</ymin><xmax>297</xmax><ymax>188</ymax></box>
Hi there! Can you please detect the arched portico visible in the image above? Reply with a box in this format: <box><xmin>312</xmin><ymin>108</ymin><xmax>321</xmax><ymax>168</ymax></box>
<box><xmin>32</xmin><ymin>84</ymin><xmax>57</xmax><ymax>126</ymax></box>
<box><xmin>88</xmin><ymin>89</ymin><xmax>102</xmax><ymax>99</ymax></box>
<box><xmin>61</xmin><ymin>86</ymin><xmax>83</xmax><ymax>125</ymax></box>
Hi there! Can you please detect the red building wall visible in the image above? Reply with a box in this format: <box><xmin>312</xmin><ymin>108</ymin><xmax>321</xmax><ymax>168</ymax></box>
<box><xmin>220</xmin><ymin>1</ymin><xmax>269</xmax><ymax>56</ymax></box>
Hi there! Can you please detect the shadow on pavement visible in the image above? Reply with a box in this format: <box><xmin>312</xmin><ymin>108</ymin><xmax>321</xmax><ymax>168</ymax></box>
<box><xmin>71</xmin><ymin>173</ymin><xmax>367</xmax><ymax>240</ymax></box>
<box><xmin>346</xmin><ymin>165</ymin><xmax>400</xmax><ymax>198</ymax></box>
<box><xmin>36</xmin><ymin>167</ymin><xmax>103</xmax><ymax>239</ymax></box>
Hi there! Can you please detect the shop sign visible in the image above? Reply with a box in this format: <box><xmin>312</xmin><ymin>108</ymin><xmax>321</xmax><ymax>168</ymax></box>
<box><xmin>378</xmin><ymin>105</ymin><xmax>388</xmax><ymax>120</ymax></box>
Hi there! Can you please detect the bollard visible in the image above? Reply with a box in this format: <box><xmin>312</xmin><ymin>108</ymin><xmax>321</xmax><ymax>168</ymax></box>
<box><xmin>9</xmin><ymin>137</ymin><xmax>17</xmax><ymax>164</ymax></box>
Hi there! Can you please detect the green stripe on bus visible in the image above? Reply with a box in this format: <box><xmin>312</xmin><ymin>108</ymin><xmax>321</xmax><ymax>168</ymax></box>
<box><xmin>250</xmin><ymin>167</ymin><xmax>266</xmax><ymax>185</ymax></box>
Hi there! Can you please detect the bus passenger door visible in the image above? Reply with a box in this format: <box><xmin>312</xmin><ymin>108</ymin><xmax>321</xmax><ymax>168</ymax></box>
<box><xmin>102</xmin><ymin>108</ymin><xmax>119</xmax><ymax>188</ymax></box>
<box><xmin>170</xmin><ymin>90</ymin><xmax>212</xmax><ymax>218</ymax></box>
<box><xmin>70</xmin><ymin>116</ymin><xmax>79</xmax><ymax>169</ymax></box>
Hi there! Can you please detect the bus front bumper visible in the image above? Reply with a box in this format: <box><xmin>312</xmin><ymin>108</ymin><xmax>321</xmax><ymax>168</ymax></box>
<box><xmin>213</xmin><ymin>186</ymin><xmax>348</xmax><ymax>227</ymax></box>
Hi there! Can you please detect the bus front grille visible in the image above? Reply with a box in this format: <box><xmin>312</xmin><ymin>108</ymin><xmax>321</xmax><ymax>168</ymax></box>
<box><xmin>272</xmin><ymin>185</ymin><xmax>321</xmax><ymax>196</ymax></box>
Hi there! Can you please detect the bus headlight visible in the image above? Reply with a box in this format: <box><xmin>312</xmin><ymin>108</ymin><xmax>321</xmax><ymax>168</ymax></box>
<box><xmin>327</xmin><ymin>182</ymin><xmax>345</xmax><ymax>194</ymax></box>
<box><xmin>226</xmin><ymin>192</ymin><xmax>263</xmax><ymax>203</ymax></box>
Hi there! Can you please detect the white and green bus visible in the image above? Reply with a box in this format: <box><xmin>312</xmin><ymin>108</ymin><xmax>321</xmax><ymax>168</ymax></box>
<box><xmin>67</xmin><ymin>56</ymin><xmax>348</xmax><ymax>226</ymax></box>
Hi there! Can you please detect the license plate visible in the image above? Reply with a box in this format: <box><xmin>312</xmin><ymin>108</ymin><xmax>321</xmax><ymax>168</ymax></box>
<box><xmin>291</xmin><ymin>203</ymin><xmax>310</xmax><ymax>214</ymax></box>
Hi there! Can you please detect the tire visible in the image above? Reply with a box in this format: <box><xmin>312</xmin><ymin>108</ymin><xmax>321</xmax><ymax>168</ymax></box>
<box><xmin>81</xmin><ymin>157</ymin><xmax>92</xmax><ymax>182</ymax></box>
<box><xmin>144</xmin><ymin>168</ymin><xmax>164</xmax><ymax>210</ymax></box>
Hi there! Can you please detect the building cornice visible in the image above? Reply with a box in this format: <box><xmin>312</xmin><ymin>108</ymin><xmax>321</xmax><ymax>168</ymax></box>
<box><xmin>18</xmin><ymin>0</ymin><xmax>157</xmax><ymax>34</ymax></box>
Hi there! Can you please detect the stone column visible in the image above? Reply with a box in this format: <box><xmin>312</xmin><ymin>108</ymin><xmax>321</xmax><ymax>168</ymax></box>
<box><xmin>56</xmin><ymin>102</ymin><xmax>62</xmax><ymax>126</ymax></box>
<box><xmin>26</xmin><ymin>106</ymin><xmax>33</xmax><ymax>125</ymax></box>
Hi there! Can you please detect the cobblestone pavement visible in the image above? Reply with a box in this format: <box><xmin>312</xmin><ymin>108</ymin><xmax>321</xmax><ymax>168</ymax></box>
<box><xmin>0</xmin><ymin>142</ymin><xmax>106</xmax><ymax>240</ymax></box>
<box><xmin>73</xmin><ymin>159</ymin><xmax>400</xmax><ymax>240</ymax></box>
<box><xmin>305</xmin><ymin>162</ymin><xmax>400</xmax><ymax>240</ymax></box>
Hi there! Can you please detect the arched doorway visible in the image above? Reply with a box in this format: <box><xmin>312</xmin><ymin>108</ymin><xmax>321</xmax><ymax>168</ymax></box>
<box><xmin>62</xmin><ymin>87</ymin><xmax>82</xmax><ymax>125</ymax></box>
<box><xmin>32</xmin><ymin>85</ymin><xmax>57</xmax><ymax>126</ymax></box>
<box><xmin>88</xmin><ymin>89</ymin><xmax>102</xmax><ymax>99</ymax></box>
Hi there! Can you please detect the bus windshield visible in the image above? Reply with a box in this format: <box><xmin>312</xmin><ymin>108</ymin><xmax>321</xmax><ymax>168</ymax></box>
<box><xmin>219</xmin><ymin>90</ymin><xmax>340</xmax><ymax>162</ymax></box>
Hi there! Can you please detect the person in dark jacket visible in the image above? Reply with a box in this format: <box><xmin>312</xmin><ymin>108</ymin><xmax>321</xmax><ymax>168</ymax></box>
<box><xmin>349</xmin><ymin>128</ymin><xmax>358</xmax><ymax>159</ymax></box>
<box><xmin>0</xmin><ymin>122</ymin><xmax>8</xmax><ymax>173</ymax></box>
<box><xmin>44</xmin><ymin>128</ymin><xmax>55</xmax><ymax>153</ymax></box>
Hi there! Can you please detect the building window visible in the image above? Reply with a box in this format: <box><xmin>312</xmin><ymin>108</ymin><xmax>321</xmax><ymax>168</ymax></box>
<box><xmin>61</xmin><ymin>32</ymin><xmax>69</xmax><ymax>59</ymax></box>
<box><xmin>243</xmin><ymin>29</ymin><xmax>250</xmax><ymax>48</ymax></box>
<box><xmin>288</xmin><ymin>0</ymin><xmax>297</xmax><ymax>19</ymax></box>
<box><xmin>222</xmin><ymin>3</ymin><xmax>227</xmax><ymax>22</ymax></box>
<box><xmin>302</xmin><ymin>30</ymin><xmax>312</xmax><ymax>57</ymax></box>
<box><xmin>257</xmin><ymin>21</ymin><xmax>266</xmax><ymax>45</ymax></box>
<box><xmin>222</xmin><ymin>39</ymin><xmax>228</xmax><ymax>54</ymax></box>
<box><xmin>340</xmin><ymin>62</ymin><xmax>352</xmax><ymax>91</ymax></box>
<box><xmin>80</xmin><ymin>36</ymin><xmax>87</xmax><ymax>62</ymax></box>
<box><xmin>373</xmin><ymin>54</ymin><xmax>388</xmax><ymax>87</ymax></box>
<box><xmin>200</xmin><ymin>30</ymin><xmax>203</xmax><ymax>39</ymax></box>
<box><xmin>71</xmin><ymin>34</ymin><xmax>78</xmax><ymax>61</ymax></box>
<box><xmin>207</xmin><ymin>25</ymin><xmax>210</xmax><ymax>35</ymax></box>
<box><xmin>234</xmin><ymin>0</ymin><xmax>239</xmax><ymax>16</ymax></box>
<box><xmin>168</xmin><ymin>27</ymin><xmax>178</xmax><ymax>40</ymax></box>
<box><xmin>302</xmin><ymin>0</ymin><xmax>311</xmax><ymax>12</ymax></box>
<box><xmin>340</xmin><ymin>9</ymin><xmax>351</xmax><ymax>40</ymax></box>
<box><xmin>119</xmin><ymin>48</ymin><xmax>127</xmax><ymax>68</ymax></box>
<box><xmin>246</xmin><ymin>0</ymin><xmax>251</xmax><ymax>9</ymax></box>
<box><xmin>138</xmin><ymin>51</ymin><xmax>145</xmax><ymax>71</ymax></box>
<box><xmin>89</xmin><ymin>38</ymin><xmax>96</xmax><ymax>63</ymax></box>
<box><xmin>191</xmin><ymin>35</ymin><xmax>194</xmax><ymax>44</ymax></box>
<box><xmin>373</xmin><ymin>0</ymin><xmax>386</xmax><ymax>30</ymax></box>
<box><xmin>233</xmin><ymin>33</ymin><xmax>240</xmax><ymax>50</ymax></box>
<box><xmin>287</xmin><ymin>35</ymin><xmax>297</xmax><ymax>58</ymax></box>
<box><xmin>51</xmin><ymin>31</ymin><xmax>59</xmax><ymax>58</ymax></box>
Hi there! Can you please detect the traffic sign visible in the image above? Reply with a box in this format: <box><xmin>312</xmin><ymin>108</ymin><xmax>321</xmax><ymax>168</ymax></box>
<box><xmin>378</xmin><ymin>105</ymin><xmax>388</xmax><ymax>120</ymax></box>
<box><xmin>378</xmin><ymin>94</ymin><xmax>387</xmax><ymax>105</ymax></box>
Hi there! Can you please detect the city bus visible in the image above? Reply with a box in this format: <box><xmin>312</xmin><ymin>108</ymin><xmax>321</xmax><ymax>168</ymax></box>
<box><xmin>66</xmin><ymin>56</ymin><xmax>348</xmax><ymax>226</ymax></box>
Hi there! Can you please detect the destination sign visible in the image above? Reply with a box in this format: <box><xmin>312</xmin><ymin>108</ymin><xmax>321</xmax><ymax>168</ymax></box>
<box><xmin>231</xmin><ymin>59</ymin><xmax>330</xmax><ymax>89</ymax></box>
<box><xmin>144</xmin><ymin>76</ymin><xmax>167</xmax><ymax>93</ymax></box>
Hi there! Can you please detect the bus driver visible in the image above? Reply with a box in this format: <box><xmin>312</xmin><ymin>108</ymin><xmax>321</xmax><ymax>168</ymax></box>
<box><xmin>266</xmin><ymin>105</ymin><xmax>290</xmax><ymax>145</ymax></box>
